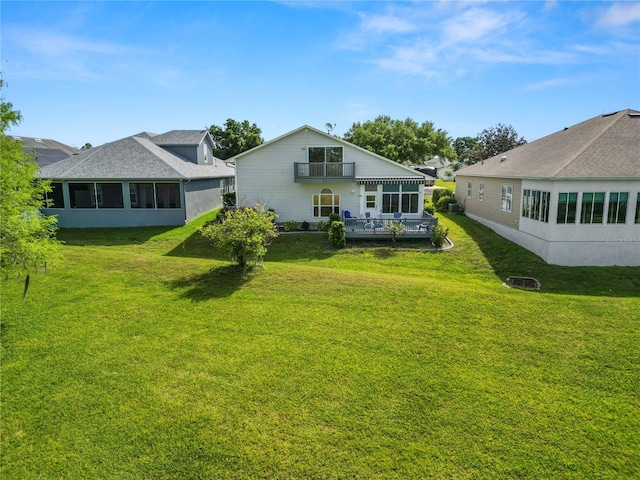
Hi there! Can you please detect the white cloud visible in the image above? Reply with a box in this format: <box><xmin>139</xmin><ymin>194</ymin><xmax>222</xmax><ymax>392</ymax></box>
<box><xmin>359</xmin><ymin>13</ymin><xmax>417</xmax><ymax>35</ymax></box>
<box><xmin>523</xmin><ymin>77</ymin><xmax>573</xmax><ymax>91</ymax></box>
<box><xmin>595</xmin><ymin>3</ymin><xmax>640</xmax><ymax>28</ymax></box>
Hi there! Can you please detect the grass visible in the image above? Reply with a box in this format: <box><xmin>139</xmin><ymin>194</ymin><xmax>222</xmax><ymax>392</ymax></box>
<box><xmin>435</xmin><ymin>179</ymin><xmax>456</xmax><ymax>191</ymax></box>
<box><xmin>2</xmin><ymin>212</ymin><xmax>639</xmax><ymax>479</ymax></box>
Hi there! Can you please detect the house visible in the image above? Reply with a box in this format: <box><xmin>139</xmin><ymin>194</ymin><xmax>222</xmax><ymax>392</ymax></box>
<box><xmin>424</xmin><ymin>156</ymin><xmax>456</xmax><ymax>180</ymax></box>
<box><xmin>231</xmin><ymin>125</ymin><xmax>438</xmax><ymax>238</ymax></box>
<box><xmin>37</xmin><ymin>130</ymin><xmax>235</xmax><ymax>228</ymax></box>
<box><xmin>14</xmin><ymin>136</ymin><xmax>80</xmax><ymax>167</ymax></box>
<box><xmin>455</xmin><ymin>109</ymin><xmax>640</xmax><ymax>266</ymax></box>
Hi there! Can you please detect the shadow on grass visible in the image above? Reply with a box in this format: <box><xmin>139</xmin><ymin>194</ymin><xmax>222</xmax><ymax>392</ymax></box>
<box><xmin>165</xmin><ymin>231</ymin><xmax>337</xmax><ymax>263</ymax></box>
<box><xmin>444</xmin><ymin>213</ymin><xmax>640</xmax><ymax>298</ymax></box>
<box><xmin>57</xmin><ymin>226</ymin><xmax>179</xmax><ymax>246</ymax></box>
<box><xmin>166</xmin><ymin>265</ymin><xmax>254</xmax><ymax>301</ymax></box>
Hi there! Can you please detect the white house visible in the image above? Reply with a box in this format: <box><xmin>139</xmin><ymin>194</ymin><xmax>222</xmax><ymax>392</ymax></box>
<box><xmin>231</xmin><ymin>125</ymin><xmax>430</xmax><ymax>225</ymax></box>
<box><xmin>455</xmin><ymin>109</ymin><xmax>640</xmax><ymax>266</ymax></box>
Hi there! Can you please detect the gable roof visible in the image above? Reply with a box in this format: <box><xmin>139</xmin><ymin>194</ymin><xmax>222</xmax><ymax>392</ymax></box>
<box><xmin>458</xmin><ymin>109</ymin><xmax>640</xmax><ymax>180</ymax></box>
<box><xmin>232</xmin><ymin>124</ymin><xmax>427</xmax><ymax>181</ymax></box>
<box><xmin>14</xmin><ymin>136</ymin><xmax>80</xmax><ymax>167</ymax></box>
<box><xmin>38</xmin><ymin>132</ymin><xmax>233</xmax><ymax>181</ymax></box>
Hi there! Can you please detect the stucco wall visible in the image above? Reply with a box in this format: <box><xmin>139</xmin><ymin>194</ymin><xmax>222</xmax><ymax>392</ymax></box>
<box><xmin>184</xmin><ymin>178</ymin><xmax>225</xmax><ymax>222</ymax></box>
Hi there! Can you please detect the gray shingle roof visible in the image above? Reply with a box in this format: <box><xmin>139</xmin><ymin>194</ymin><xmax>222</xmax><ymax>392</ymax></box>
<box><xmin>458</xmin><ymin>109</ymin><xmax>640</xmax><ymax>179</ymax></box>
<box><xmin>150</xmin><ymin>130</ymin><xmax>208</xmax><ymax>146</ymax></box>
<box><xmin>38</xmin><ymin>132</ymin><xmax>234</xmax><ymax>180</ymax></box>
<box><xmin>14</xmin><ymin>136</ymin><xmax>80</xmax><ymax>167</ymax></box>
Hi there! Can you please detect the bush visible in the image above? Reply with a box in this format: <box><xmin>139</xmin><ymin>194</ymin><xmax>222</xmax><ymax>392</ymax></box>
<box><xmin>431</xmin><ymin>224</ymin><xmax>449</xmax><ymax>248</ymax></box>
<box><xmin>436</xmin><ymin>196</ymin><xmax>458</xmax><ymax>212</ymax></box>
<box><xmin>424</xmin><ymin>203</ymin><xmax>435</xmax><ymax>215</ymax></box>
<box><xmin>328</xmin><ymin>221</ymin><xmax>346</xmax><ymax>248</ymax></box>
<box><xmin>300</xmin><ymin>221</ymin><xmax>310</xmax><ymax>231</ymax></box>
<box><xmin>432</xmin><ymin>188</ymin><xmax>454</xmax><ymax>205</ymax></box>
<box><xmin>316</xmin><ymin>220</ymin><xmax>330</xmax><ymax>232</ymax></box>
<box><xmin>383</xmin><ymin>221</ymin><xmax>406</xmax><ymax>242</ymax></box>
<box><xmin>199</xmin><ymin>204</ymin><xmax>278</xmax><ymax>269</ymax></box>
<box><xmin>222</xmin><ymin>192</ymin><xmax>236</xmax><ymax>207</ymax></box>
<box><xmin>328</xmin><ymin>212</ymin><xmax>340</xmax><ymax>224</ymax></box>
<box><xmin>283</xmin><ymin>220</ymin><xmax>299</xmax><ymax>232</ymax></box>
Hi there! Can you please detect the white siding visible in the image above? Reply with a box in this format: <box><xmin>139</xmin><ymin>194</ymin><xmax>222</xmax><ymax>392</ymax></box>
<box><xmin>235</xmin><ymin>127</ymin><xmax>425</xmax><ymax>222</ymax></box>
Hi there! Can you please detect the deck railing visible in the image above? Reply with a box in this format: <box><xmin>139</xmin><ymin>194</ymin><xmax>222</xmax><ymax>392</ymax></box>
<box><xmin>342</xmin><ymin>212</ymin><xmax>438</xmax><ymax>239</ymax></box>
<box><xmin>294</xmin><ymin>162</ymin><xmax>355</xmax><ymax>183</ymax></box>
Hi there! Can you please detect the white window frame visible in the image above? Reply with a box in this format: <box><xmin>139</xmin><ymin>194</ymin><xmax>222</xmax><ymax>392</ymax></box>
<box><xmin>500</xmin><ymin>185</ymin><xmax>513</xmax><ymax>213</ymax></box>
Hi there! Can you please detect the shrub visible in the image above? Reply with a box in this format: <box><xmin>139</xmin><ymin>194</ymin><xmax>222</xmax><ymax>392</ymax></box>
<box><xmin>424</xmin><ymin>203</ymin><xmax>436</xmax><ymax>215</ymax></box>
<box><xmin>328</xmin><ymin>212</ymin><xmax>340</xmax><ymax>224</ymax></box>
<box><xmin>432</xmin><ymin>188</ymin><xmax>454</xmax><ymax>205</ymax></box>
<box><xmin>328</xmin><ymin>221</ymin><xmax>346</xmax><ymax>248</ymax></box>
<box><xmin>431</xmin><ymin>224</ymin><xmax>450</xmax><ymax>248</ymax></box>
<box><xmin>300</xmin><ymin>221</ymin><xmax>310</xmax><ymax>231</ymax></box>
<box><xmin>199</xmin><ymin>204</ymin><xmax>278</xmax><ymax>269</ymax></box>
<box><xmin>316</xmin><ymin>220</ymin><xmax>330</xmax><ymax>232</ymax></box>
<box><xmin>283</xmin><ymin>220</ymin><xmax>299</xmax><ymax>232</ymax></box>
<box><xmin>436</xmin><ymin>196</ymin><xmax>458</xmax><ymax>212</ymax></box>
<box><xmin>222</xmin><ymin>192</ymin><xmax>236</xmax><ymax>207</ymax></box>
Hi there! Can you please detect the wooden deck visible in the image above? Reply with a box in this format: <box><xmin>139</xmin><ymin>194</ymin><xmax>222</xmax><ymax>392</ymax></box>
<box><xmin>343</xmin><ymin>213</ymin><xmax>438</xmax><ymax>240</ymax></box>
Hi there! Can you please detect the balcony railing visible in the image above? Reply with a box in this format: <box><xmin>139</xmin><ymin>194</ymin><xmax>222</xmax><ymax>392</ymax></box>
<box><xmin>294</xmin><ymin>162</ymin><xmax>355</xmax><ymax>183</ymax></box>
<box><xmin>342</xmin><ymin>212</ymin><xmax>439</xmax><ymax>240</ymax></box>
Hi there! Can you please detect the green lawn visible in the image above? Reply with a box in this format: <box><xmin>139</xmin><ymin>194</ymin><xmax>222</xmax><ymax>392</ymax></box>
<box><xmin>2</xmin><ymin>213</ymin><xmax>639</xmax><ymax>479</ymax></box>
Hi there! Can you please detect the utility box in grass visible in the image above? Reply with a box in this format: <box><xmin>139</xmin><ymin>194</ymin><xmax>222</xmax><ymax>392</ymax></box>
<box><xmin>448</xmin><ymin>203</ymin><xmax>461</xmax><ymax>213</ymax></box>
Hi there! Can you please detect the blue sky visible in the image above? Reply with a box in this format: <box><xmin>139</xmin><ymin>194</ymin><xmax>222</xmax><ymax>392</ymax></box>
<box><xmin>2</xmin><ymin>1</ymin><xmax>639</xmax><ymax>149</ymax></box>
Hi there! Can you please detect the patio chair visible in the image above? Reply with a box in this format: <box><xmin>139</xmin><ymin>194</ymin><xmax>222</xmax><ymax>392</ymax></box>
<box><xmin>393</xmin><ymin>212</ymin><xmax>402</xmax><ymax>219</ymax></box>
<box><xmin>344</xmin><ymin>210</ymin><xmax>355</xmax><ymax>219</ymax></box>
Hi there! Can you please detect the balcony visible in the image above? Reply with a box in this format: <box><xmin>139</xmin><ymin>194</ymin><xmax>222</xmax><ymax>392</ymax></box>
<box><xmin>294</xmin><ymin>162</ymin><xmax>355</xmax><ymax>183</ymax></box>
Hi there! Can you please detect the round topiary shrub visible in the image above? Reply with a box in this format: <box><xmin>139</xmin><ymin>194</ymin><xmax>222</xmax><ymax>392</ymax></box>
<box><xmin>432</xmin><ymin>188</ymin><xmax>454</xmax><ymax>205</ymax></box>
<box><xmin>328</xmin><ymin>212</ymin><xmax>340</xmax><ymax>224</ymax></box>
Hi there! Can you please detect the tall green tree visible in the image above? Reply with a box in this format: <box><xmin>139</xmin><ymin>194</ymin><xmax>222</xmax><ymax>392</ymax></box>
<box><xmin>1</xmin><ymin>84</ymin><xmax>60</xmax><ymax>299</ymax></box>
<box><xmin>342</xmin><ymin>116</ymin><xmax>457</xmax><ymax>165</ymax></box>
<box><xmin>473</xmin><ymin>123</ymin><xmax>527</xmax><ymax>162</ymax></box>
<box><xmin>209</xmin><ymin>119</ymin><xmax>264</xmax><ymax>160</ymax></box>
<box><xmin>452</xmin><ymin>136</ymin><xmax>480</xmax><ymax>164</ymax></box>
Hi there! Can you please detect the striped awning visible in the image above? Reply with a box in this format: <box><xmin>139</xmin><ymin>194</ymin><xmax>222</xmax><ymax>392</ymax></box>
<box><xmin>355</xmin><ymin>177</ymin><xmax>426</xmax><ymax>185</ymax></box>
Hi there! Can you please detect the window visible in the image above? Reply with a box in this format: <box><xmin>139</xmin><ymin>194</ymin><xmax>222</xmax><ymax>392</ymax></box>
<box><xmin>313</xmin><ymin>188</ymin><xmax>340</xmax><ymax>217</ymax></box>
<box><xmin>467</xmin><ymin>181</ymin><xmax>472</xmax><ymax>198</ymax></box>
<box><xmin>155</xmin><ymin>183</ymin><xmax>181</xmax><ymax>209</ymax></box>
<box><xmin>130</xmin><ymin>183</ymin><xmax>155</xmax><ymax>208</ymax></box>
<box><xmin>607</xmin><ymin>192</ymin><xmax>628</xmax><ymax>224</ymax></box>
<box><xmin>557</xmin><ymin>192</ymin><xmax>577</xmax><ymax>224</ymax></box>
<box><xmin>478</xmin><ymin>183</ymin><xmax>484</xmax><ymax>202</ymax></box>
<box><xmin>365</xmin><ymin>184</ymin><xmax>377</xmax><ymax>209</ymax></box>
<box><xmin>69</xmin><ymin>183</ymin><xmax>96</xmax><ymax>208</ymax></box>
<box><xmin>500</xmin><ymin>185</ymin><xmax>513</xmax><ymax>213</ymax></box>
<box><xmin>382</xmin><ymin>184</ymin><xmax>419</xmax><ymax>214</ymax></box>
<box><xmin>522</xmin><ymin>189</ymin><xmax>550</xmax><ymax>222</ymax></box>
<box><xmin>309</xmin><ymin>147</ymin><xmax>343</xmax><ymax>176</ymax></box>
<box><xmin>46</xmin><ymin>182</ymin><xmax>65</xmax><ymax>208</ymax></box>
<box><xmin>97</xmin><ymin>183</ymin><xmax>124</xmax><ymax>208</ymax></box>
<box><xmin>580</xmin><ymin>192</ymin><xmax>605</xmax><ymax>224</ymax></box>
<box><xmin>636</xmin><ymin>193</ymin><xmax>640</xmax><ymax>224</ymax></box>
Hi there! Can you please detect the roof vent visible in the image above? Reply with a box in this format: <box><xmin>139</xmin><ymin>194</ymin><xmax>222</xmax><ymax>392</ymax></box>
<box><xmin>500</xmin><ymin>156</ymin><xmax>507</xmax><ymax>162</ymax></box>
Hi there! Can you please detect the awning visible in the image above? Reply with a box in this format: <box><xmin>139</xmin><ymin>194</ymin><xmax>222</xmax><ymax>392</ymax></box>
<box><xmin>355</xmin><ymin>177</ymin><xmax>426</xmax><ymax>185</ymax></box>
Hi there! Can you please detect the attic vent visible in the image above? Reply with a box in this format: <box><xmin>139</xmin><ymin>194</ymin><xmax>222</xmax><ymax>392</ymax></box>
<box><xmin>629</xmin><ymin>113</ymin><xmax>640</xmax><ymax>117</ymax></box>
<box><xmin>500</xmin><ymin>156</ymin><xmax>507</xmax><ymax>162</ymax></box>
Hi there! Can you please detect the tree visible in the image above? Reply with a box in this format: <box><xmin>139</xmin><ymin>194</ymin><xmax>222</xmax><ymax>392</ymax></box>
<box><xmin>208</xmin><ymin>119</ymin><xmax>264</xmax><ymax>160</ymax></box>
<box><xmin>342</xmin><ymin>116</ymin><xmax>457</xmax><ymax>165</ymax></box>
<box><xmin>1</xmin><ymin>83</ymin><xmax>60</xmax><ymax>299</ymax></box>
<box><xmin>452</xmin><ymin>136</ymin><xmax>480</xmax><ymax>164</ymax></box>
<box><xmin>199</xmin><ymin>205</ymin><xmax>278</xmax><ymax>269</ymax></box>
<box><xmin>473</xmin><ymin>124</ymin><xmax>527</xmax><ymax>162</ymax></box>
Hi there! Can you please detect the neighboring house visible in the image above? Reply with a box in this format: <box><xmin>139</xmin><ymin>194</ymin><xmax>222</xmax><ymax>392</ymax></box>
<box><xmin>38</xmin><ymin>130</ymin><xmax>235</xmax><ymax>228</ymax></box>
<box><xmin>425</xmin><ymin>156</ymin><xmax>455</xmax><ymax>180</ymax></box>
<box><xmin>455</xmin><ymin>109</ymin><xmax>640</xmax><ymax>266</ymax></box>
<box><xmin>15</xmin><ymin>136</ymin><xmax>80</xmax><ymax>167</ymax></box>
<box><xmin>231</xmin><ymin>125</ymin><xmax>429</xmax><ymax>223</ymax></box>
